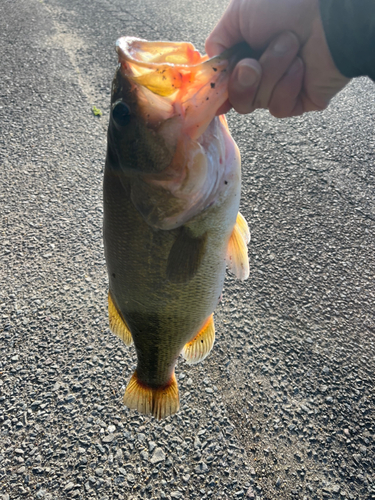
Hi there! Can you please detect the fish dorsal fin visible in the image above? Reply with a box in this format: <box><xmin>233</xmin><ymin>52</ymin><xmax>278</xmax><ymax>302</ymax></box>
<box><xmin>123</xmin><ymin>371</ymin><xmax>179</xmax><ymax>420</ymax></box>
<box><xmin>166</xmin><ymin>228</ymin><xmax>207</xmax><ymax>284</ymax></box>
<box><xmin>182</xmin><ymin>314</ymin><xmax>215</xmax><ymax>365</ymax></box>
<box><xmin>226</xmin><ymin>212</ymin><xmax>250</xmax><ymax>281</ymax></box>
<box><xmin>108</xmin><ymin>291</ymin><xmax>133</xmax><ymax>346</ymax></box>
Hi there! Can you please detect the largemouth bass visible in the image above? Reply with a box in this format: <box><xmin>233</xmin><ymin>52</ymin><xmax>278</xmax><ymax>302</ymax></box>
<box><xmin>104</xmin><ymin>37</ymin><xmax>250</xmax><ymax>419</ymax></box>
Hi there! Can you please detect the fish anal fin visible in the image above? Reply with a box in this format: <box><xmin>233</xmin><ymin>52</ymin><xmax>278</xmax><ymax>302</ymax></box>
<box><xmin>108</xmin><ymin>291</ymin><xmax>133</xmax><ymax>346</ymax></box>
<box><xmin>166</xmin><ymin>228</ymin><xmax>207</xmax><ymax>284</ymax></box>
<box><xmin>123</xmin><ymin>372</ymin><xmax>179</xmax><ymax>420</ymax></box>
<box><xmin>182</xmin><ymin>314</ymin><xmax>215</xmax><ymax>365</ymax></box>
<box><xmin>226</xmin><ymin>212</ymin><xmax>250</xmax><ymax>281</ymax></box>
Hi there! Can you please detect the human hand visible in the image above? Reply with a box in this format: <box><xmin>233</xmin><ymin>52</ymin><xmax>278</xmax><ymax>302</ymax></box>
<box><xmin>206</xmin><ymin>0</ymin><xmax>351</xmax><ymax>117</ymax></box>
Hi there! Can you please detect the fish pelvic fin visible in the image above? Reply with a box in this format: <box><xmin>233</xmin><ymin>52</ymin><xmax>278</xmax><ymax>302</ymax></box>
<box><xmin>108</xmin><ymin>291</ymin><xmax>133</xmax><ymax>346</ymax></box>
<box><xmin>166</xmin><ymin>228</ymin><xmax>207</xmax><ymax>284</ymax></box>
<box><xmin>123</xmin><ymin>372</ymin><xmax>179</xmax><ymax>420</ymax></box>
<box><xmin>226</xmin><ymin>212</ymin><xmax>250</xmax><ymax>281</ymax></box>
<box><xmin>182</xmin><ymin>314</ymin><xmax>215</xmax><ymax>365</ymax></box>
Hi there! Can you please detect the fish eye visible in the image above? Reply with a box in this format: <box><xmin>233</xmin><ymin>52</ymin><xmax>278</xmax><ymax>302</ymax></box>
<box><xmin>112</xmin><ymin>101</ymin><xmax>131</xmax><ymax>126</ymax></box>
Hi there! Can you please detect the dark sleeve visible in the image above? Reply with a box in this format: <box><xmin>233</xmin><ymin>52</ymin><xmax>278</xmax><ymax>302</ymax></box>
<box><xmin>319</xmin><ymin>0</ymin><xmax>375</xmax><ymax>81</ymax></box>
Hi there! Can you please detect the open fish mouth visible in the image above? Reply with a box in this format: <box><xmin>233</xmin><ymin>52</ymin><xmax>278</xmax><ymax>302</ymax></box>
<box><xmin>116</xmin><ymin>37</ymin><xmax>257</xmax><ymax>74</ymax></box>
<box><xmin>115</xmin><ymin>37</ymin><xmax>255</xmax><ymax>139</ymax></box>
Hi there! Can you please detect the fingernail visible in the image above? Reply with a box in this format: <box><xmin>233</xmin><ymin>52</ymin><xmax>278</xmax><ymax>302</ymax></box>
<box><xmin>273</xmin><ymin>32</ymin><xmax>296</xmax><ymax>55</ymax></box>
<box><xmin>237</xmin><ymin>63</ymin><xmax>259</xmax><ymax>88</ymax></box>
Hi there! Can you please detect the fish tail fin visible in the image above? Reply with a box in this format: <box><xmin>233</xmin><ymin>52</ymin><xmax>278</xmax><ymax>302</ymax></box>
<box><xmin>108</xmin><ymin>290</ymin><xmax>133</xmax><ymax>346</ymax></box>
<box><xmin>123</xmin><ymin>371</ymin><xmax>179</xmax><ymax>420</ymax></box>
<box><xmin>182</xmin><ymin>314</ymin><xmax>215</xmax><ymax>365</ymax></box>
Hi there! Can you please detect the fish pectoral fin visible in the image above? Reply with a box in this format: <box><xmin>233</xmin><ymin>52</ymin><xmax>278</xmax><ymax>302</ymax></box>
<box><xmin>123</xmin><ymin>372</ymin><xmax>179</xmax><ymax>420</ymax></box>
<box><xmin>108</xmin><ymin>291</ymin><xmax>133</xmax><ymax>346</ymax></box>
<box><xmin>166</xmin><ymin>228</ymin><xmax>207</xmax><ymax>284</ymax></box>
<box><xmin>182</xmin><ymin>314</ymin><xmax>215</xmax><ymax>365</ymax></box>
<box><xmin>226</xmin><ymin>212</ymin><xmax>250</xmax><ymax>281</ymax></box>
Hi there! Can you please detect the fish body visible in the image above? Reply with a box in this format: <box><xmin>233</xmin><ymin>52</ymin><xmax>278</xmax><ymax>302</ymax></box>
<box><xmin>103</xmin><ymin>37</ymin><xmax>250</xmax><ymax>419</ymax></box>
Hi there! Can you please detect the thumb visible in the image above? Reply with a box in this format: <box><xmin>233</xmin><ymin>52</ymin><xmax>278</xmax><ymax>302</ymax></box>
<box><xmin>205</xmin><ymin>1</ymin><xmax>243</xmax><ymax>56</ymax></box>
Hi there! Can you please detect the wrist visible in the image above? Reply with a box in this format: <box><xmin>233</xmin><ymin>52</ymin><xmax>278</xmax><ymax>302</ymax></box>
<box><xmin>301</xmin><ymin>13</ymin><xmax>350</xmax><ymax>110</ymax></box>
<box><xmin>319</xmin><ymin>0</ymin><xmax>375</xmax><ymax>81</ymax></box>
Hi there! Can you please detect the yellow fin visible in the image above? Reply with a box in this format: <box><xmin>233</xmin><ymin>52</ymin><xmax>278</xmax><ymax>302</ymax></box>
<box><xmin>226</xmin><ymin>212</ymin><xmax>250</xmax><ymax>281</ymax></box>
<box><xmin>182</xmin><ymin>314</ymin><xmax>215</xmax><ymax>365</ymax></box>
<box><xmin>123</xmin><ymin>372</ymin><xmax>179</xmax><ymax>420</ymax></box>
<box><xmin>235</xmin><ymin>212</ymin><xmax>251</xmax><ymax>244</ymax></box>
<box><xmin>108</xmin><ymin>291</ymin><xmax>133</xmax><ymax>346</ymax></box>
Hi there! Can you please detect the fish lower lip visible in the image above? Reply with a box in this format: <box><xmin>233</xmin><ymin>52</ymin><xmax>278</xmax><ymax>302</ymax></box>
<box><xmin>204</xmin><ymin>42</ymin><xmax>262</xmax><ymax>71</ymax></box>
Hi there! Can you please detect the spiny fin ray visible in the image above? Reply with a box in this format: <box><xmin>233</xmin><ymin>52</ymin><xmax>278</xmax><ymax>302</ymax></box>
<box><xmin>226</xmin><ymin>212</ymin><xmax>250</xmax><ymax>281</ymax></box>
<box><xmin>108</xmin><ymin>291</ymin><xmax>133</xmax><ymax>346</ymax></box>
<box><xmin>182</xmin><ymin>314</ymin><xmax>215</xmax><ymax>365</ymax></box>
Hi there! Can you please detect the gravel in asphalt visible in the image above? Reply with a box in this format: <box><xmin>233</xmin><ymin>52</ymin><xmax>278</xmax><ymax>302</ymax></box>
<box><xmin>1</xmin><ymin>0</ymin><xmax>374</xmax><ymax>499</ymax></box>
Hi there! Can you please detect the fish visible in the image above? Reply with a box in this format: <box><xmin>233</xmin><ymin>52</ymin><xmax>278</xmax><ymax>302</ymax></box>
<box><xmin>103</xmin><ymin>37</ymin><xmax>251</xmax><ymax>420</ymax></box>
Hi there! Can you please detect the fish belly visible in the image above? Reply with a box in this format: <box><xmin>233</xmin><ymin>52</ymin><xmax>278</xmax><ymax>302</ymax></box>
<box><xmin>103</xmin><ymin>168</ymin><xmax>239</xmax><ymax>386</ymax></box>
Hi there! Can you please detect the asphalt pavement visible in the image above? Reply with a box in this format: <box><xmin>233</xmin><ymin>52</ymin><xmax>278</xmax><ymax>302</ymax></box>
<box><xmin>0</xmin><ymin>0</ymin><xmax>374</xmax><ymax>499</ymax></box>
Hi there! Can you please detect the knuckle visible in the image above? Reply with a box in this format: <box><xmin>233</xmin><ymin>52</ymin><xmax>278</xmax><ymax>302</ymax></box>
<box><xmin>254</xmin><ymin>91</ymin><xmax>270</xmax><ymax>110</ymax></box>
